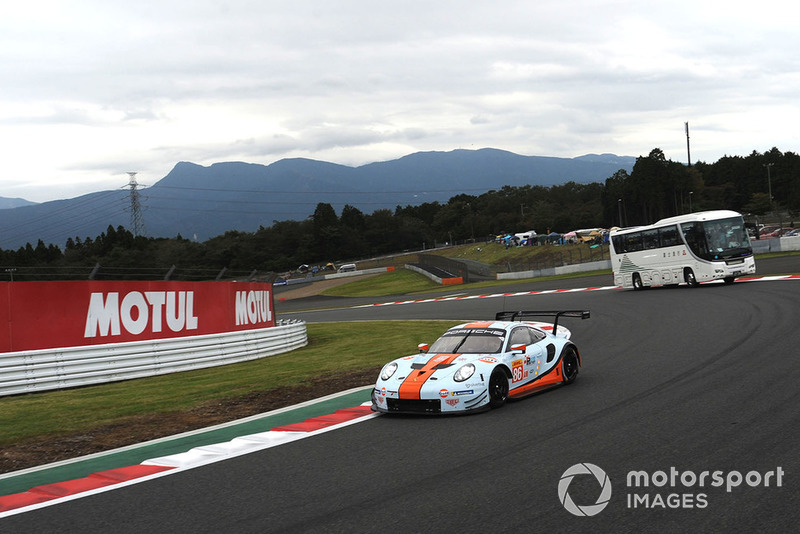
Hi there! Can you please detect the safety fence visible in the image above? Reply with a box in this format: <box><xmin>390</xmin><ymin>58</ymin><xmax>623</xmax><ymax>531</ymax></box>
<box><xmin>503</xmin><ymin>245</ymin><xmax>610</xmax><ymax>273</ymax></box>
<box><xmin>0</xmin><ymin>320</ymin><xmax>307</xmax><ymax>397</ymax></box>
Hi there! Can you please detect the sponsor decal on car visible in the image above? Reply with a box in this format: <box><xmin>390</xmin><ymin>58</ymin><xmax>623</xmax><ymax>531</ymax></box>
<box><xmin>439</xmin><ymin>389</ymin><xmax>449</xmax><ymax>398</ymax></box>
<box><xmin>512</xmin><ymin>359</ymin><xmax>526</xmax><ymax>382</ymax></box>
<box><xmin>450</xmin><ymin>390</ymin><xmax>474</xmax><ymax>396</ymax></box>
<box><xmin>445</xmin><ymin>399</ymin><xmax>460</xmax><ymax>406</ymax></box>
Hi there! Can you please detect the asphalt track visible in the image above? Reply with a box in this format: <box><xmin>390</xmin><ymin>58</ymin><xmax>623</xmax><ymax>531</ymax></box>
<box><xmin>2</xmin><ymin>256</ymin><xmax>799</xmax><ymax>533</ymax></box>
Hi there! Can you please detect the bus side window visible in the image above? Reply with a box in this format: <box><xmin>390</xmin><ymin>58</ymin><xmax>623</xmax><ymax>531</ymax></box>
<box><xmin>625</xmin><ymin>233</ymin><xmax>643</xmax><ymax>252</ymax></box>
<box><xmin>660</xmin><ymin>226</ymin><xmax>679</xmax><ymax>247</ymax></box>
<box><xmin>643</xmin><ymin>229</ymin><xmax>659</xmax><ymax>249</ymax></box>
<box><xmin>612</xmin><ymin>235</ymin><xmax>625</xmax><ymax>253</ymax></box>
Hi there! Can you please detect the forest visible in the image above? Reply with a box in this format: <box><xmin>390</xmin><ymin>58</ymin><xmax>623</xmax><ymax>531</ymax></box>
<box><xmin>1</xmin><ymin>147</ymin><xmax>798</xmax><ymax>281</ymax></box>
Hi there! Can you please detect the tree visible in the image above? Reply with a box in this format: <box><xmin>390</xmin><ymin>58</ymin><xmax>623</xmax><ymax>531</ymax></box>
<box><xmin>311</xmin><ymin>203</ymin><xmax>341</xmax><ymax>260</ymax></box>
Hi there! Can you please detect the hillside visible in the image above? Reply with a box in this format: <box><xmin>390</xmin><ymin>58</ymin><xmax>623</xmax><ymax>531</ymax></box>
<box><xmin>0</xmin><ymin>149</ymin><xmax>634</xmax><ymax>250</ymax></box>
<box><xmin>0</xmin><ymin>197</ymin><xmax>36</xmax><ymax>210</ymax></box>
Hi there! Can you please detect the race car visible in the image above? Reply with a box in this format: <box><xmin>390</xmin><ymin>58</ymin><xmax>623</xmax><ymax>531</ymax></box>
<box><xmin>371</xmin><ymin>310</ymin><xmax>590</xmax><ymax>415</ymax></box>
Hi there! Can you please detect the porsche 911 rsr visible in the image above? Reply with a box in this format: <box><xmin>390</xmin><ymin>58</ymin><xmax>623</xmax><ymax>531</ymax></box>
<box><xmin>371</xmin><ymin>310</ymin><xmax>590</xmax><ymax>415</ymax></box>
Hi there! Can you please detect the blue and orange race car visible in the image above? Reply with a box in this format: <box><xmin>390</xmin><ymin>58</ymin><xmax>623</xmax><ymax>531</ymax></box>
<box><xmin>371</xmin><ymin>310</ymin><xmax>590</xmax><ymax>415</ymax></box>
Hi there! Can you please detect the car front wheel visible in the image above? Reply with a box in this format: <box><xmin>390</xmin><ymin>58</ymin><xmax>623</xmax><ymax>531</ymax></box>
<box><xmin>488</xmin><ymin>369</ymin><xmax>509</xmax><ymax>408</ymax></box>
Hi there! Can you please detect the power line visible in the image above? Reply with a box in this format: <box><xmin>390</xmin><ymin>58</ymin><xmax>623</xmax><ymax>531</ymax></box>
<box><xmin>151</xmin><ymin>184</ymin><xmax>494</xmax><ymax>195</ymax></box>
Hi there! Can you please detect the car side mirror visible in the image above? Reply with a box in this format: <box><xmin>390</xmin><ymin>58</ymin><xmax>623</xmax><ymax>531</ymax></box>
<box><xmin>418</xmin><ymin>343</ymin><xmax>429</xmax><ymax>353</ymax></box>
<box><xmin>510</xmin><ymin>343</ymin><xmax>526</xmax><ymax>353</ymax></box>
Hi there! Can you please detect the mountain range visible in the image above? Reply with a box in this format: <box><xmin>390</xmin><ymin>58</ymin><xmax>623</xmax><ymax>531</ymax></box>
<box><xmin>0</xmin><ymin>148</ymin><xmax>634</xmax><ymax>250</ymax></box>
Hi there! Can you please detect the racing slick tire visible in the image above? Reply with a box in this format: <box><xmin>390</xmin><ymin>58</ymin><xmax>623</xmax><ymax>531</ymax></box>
<box><xmin>488</xmin><ymin>368</ymin><xmax>509</xmax><ymax>408</ymax></box>
<box><xmin>561</xmin><ymin>347</ymin><xmax>579</xmax><ymax>384</ymax></box>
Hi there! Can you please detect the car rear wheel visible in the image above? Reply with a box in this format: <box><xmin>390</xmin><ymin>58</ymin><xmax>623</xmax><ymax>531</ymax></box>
<box><xmin>562</xmin><ymin>347</ymin><xmax>579</xmax><ymax>384</ymax></box>
<box><xmin>488</xmin><ymin>369</ymin><xmax>509</xmax><ymax>408</ymax></box>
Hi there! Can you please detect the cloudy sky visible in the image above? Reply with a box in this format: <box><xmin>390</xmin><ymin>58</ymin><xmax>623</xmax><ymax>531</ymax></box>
<box><xmin>2</xmin><ymin>0</ymin><xmax>797</xmax><ymax>203</ymax></box>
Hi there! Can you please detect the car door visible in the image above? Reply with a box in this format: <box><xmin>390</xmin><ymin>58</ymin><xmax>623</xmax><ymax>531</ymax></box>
<box><xmin>507</xmin><ymin>326</ymin><xmax>546</xmax><ymax>387</ymax></box>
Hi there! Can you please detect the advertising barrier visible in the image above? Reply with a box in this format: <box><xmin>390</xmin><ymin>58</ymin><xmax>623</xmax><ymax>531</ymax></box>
<box><xmin>0</xmin><ymin>281</ymin><xmax>301</xmax><ymax>396</ymax></box>
<box><xmin>0</xmin><ymin>280</ymin><xmax>274</xmax><ymax>353</ymax></box>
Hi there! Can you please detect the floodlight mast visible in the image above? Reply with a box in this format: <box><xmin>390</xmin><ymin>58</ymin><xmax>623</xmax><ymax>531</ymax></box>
<box><xmin>685</xmin><ymin>122</ymin><xmax>691</xmax><ymax>167</ymax></box>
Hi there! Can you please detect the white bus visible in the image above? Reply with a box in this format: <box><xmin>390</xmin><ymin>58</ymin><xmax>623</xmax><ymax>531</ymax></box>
<box><xmin>609</xmin><ymin>210</ymin><xmax>756</xmax><ymax>289</ymax></box>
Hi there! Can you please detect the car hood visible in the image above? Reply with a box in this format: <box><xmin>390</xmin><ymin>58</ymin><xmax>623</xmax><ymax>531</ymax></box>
<box><xmin>393</xmin><ymin>352</ymin><xmax>497</xmax><ymax>373</ymax></box>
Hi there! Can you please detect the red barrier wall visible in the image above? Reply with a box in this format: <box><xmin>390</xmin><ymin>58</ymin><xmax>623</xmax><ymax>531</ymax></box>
<box><xmin>0</xmin><ymin>281</ymin><xmax>274</xmax><ymax>353</ymax></box>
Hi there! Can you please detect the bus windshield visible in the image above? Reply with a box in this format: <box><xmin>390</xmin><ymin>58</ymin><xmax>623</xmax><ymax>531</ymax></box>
<box><xmin>681</xmin><ymin>216</ymin><xmax>752</xmax><ymax>261</ymax></box>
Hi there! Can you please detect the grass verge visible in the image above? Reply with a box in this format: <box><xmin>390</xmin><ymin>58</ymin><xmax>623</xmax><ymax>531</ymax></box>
<box><xmin>321</xmin><ymin>266</ymin><xmax>613</xmax><ymax>297</ymax></box>
<box><xmin>321</xmin><ymin>269</ymin><xmax>440</xmax><ymax>296</ymax></box>
<box><xmin>0</xmin><ymin>320</ymin><xmax>460</xmax><ymax>448</ymax></box>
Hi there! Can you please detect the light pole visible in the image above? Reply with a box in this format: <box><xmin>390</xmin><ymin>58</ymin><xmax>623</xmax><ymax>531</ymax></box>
<box><xmin>689</xmin><ymin>191</ymin><xmax>693</xmax><ymax>213</ymax></box>
<box><xmin>763</xmin><ymin>163</ymin><xmax>774</xmax><ymax>210</ymax></box>
<box><xmin>617</xmin><ymin>198</ymin><xmax>623</xmax><ymax>227</ymax></box>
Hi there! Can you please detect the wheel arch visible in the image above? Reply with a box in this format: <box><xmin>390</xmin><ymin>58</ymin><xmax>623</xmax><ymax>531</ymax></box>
<box><xmin>495</xmin><ymin>364</ymin><xmax>512</xmax><ymax>379</ymax></box>
<box><xmin>561</xmin><ymin>342</ymin><xmax>582</xmax><ymax>367</ymax></box>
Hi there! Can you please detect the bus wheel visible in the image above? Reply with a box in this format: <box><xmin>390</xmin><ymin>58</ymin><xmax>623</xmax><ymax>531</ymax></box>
<box><xmin>723</xmin><ymin>277</ymin><xmax>735</xmax><ymax>285</ymax></box>
<box><xmin>632</xmin><ymin>273</ymin><xmax>643</xmax><ymax>291</ymax></box>
<box><xmin>685</xmin><ymin>268</ymin><xmax>699</xmax><ymax>287</ymax></box>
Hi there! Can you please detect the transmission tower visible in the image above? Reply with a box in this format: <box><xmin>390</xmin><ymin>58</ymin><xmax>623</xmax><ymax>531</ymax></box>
<box><xmin>126</xmin><ymin>172</ymin><xmax>147</xmax><ymax>237</ymax></box>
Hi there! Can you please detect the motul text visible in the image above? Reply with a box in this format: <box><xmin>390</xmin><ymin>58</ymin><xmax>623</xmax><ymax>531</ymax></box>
<box><xmin>84</xmin><ymin>291</ymin><xmax>199</xmax><ymax>337</ymax></box>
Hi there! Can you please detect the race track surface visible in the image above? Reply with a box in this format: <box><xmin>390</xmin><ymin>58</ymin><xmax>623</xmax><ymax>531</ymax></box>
<box><xmin>2</xmin><ymin>257</ymin><xmax>799</xmax><ymax>533</ymax></box>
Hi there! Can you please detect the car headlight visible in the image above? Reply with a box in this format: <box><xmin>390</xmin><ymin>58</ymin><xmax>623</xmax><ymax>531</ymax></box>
<box><xmin>380</xmin><ymin>362</ymin><xmax>398</xmax><ymax>381</ymax></box>
<box><xmin>453</xmin><ymin>363</ymin><xmax>475</xmax><ymax>382</ymax></box>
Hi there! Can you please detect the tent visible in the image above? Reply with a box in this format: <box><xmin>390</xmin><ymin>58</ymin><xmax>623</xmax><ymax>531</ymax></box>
<box><xmin>546</xmin><ymin>231</ymin><xmax>562</xmax><ymax>244</ymax></box>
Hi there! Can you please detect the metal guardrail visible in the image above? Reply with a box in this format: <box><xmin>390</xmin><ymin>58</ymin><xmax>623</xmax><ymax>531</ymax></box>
<box><xmin>0</xmin><ymin>321</ymin><xmax>307</xmax><ymax>397</ymax></box>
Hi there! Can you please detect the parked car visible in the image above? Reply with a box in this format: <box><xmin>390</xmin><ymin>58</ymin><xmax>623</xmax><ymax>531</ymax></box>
<box><xmin>760</xmin><ymin>226</ymin><xmax>784</xmax><ymax>238</ymax></box>
<box><xmin>763</xmin><ymin>227</ymin><xmax>795</xmax><ymax>238</ymax></box>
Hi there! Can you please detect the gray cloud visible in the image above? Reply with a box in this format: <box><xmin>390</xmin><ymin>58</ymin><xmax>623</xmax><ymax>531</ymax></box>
<box><xmin>1</xmin><ymin>0</ymin><xmax>797</xmax><ymax>202</ymax></box>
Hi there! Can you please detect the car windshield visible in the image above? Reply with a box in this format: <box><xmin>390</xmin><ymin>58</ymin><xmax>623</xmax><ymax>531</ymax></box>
<box><xmin>428</xmin><ymin>328</ymin><xmax>505</xmax><ymax>354</ymax></box>
<box><xmin>681</xmin><ymin>216</ymin><xmax>753</xmax><ymax>261</ymax></box>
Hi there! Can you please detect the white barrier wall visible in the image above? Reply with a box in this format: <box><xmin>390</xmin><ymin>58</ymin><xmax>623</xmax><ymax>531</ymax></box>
<box><xmin>0</xmin><ymin>320</ymin><xmax>307</xmax><ymax>397</ymax></box>
<box><xmin>751</xmin><ymin>235</ymin><xmax>800</xmax><ymax>254</ymax></box>
<box><xmin>496</xmin><ymin>259</ymin><xmax>612</xmax><ymax>280</ymax></box>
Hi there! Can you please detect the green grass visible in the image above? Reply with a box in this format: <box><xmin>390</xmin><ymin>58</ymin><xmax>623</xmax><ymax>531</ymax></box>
<box><xmin>320</xmin><ymin>264</ymin><xmax>613</xmax><ymax>297</ymax></box>
<box><xmin>321</xmin><ymin>268</ymin><xmax>440</xmax><ymax>296</ymax></box>
<box><xmin>434</xmin><ymin>241</ymin><xmax>609</xmax><ymax>266</ymax></box>
<box><xmin>0</xmin><ymin>321</ymin><xmax>460</xmax><ymax>447</ymax></box>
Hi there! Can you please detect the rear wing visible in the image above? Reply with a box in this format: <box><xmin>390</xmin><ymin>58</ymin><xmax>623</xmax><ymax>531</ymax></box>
<box><xmin>495</xmin><ymin>310</ymin><xmax>590</xmax><ymax>334</ymax></box>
